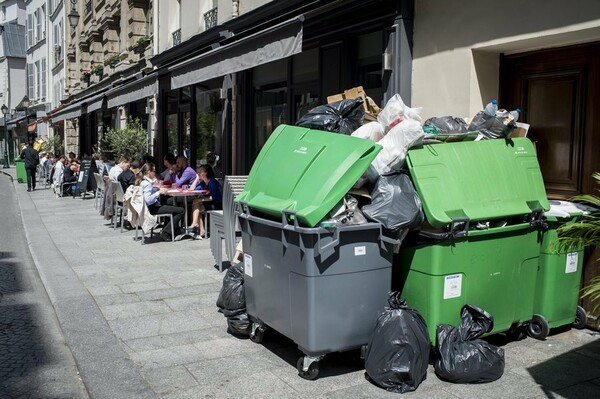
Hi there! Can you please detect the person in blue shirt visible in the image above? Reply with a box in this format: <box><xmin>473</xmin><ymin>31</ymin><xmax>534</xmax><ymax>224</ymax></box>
<box><xmin>137</xmin><ymin>162</ymin><xmax>185</xmax><ymax>241</ymax></box>
<box><xmin>186</xmin><ymin>164</ymin><xmax>223</xmax><ymax>238</ymax></box>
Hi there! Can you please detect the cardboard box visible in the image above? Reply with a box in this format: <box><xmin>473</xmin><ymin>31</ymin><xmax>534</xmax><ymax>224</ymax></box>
<box><xmin>327</xmin><ymin>86</ymin><xmax>381</xmax><ymax>118</ymax></box>
<box><xmin>508</xmin><ymin>122</ymin><xmax>530</xmax><ymax>138</ymax></box>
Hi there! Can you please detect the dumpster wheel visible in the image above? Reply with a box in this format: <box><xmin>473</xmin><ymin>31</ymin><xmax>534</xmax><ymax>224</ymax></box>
<box><xmin>249</xmin><ymin>323</ymin><xmax>265</xmax><ymax>343</ymax></box>
<box><xmin>297</xmin><ymin>357</ymin><xmax>320</xmax><ymax>380</ymax></box>
<box><xmin>528</xmin><ymin>314</ymin><xmax>549</xmax><ymax>340</ymax></box>
<box><xmin>573</xmin><ymin>306</ymin><xmax>587</xmax><ymax>329</ymax></box>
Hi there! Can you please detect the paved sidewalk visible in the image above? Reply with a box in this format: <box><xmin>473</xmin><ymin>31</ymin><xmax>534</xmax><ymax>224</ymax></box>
<box><xmin>6</xmin><ymin>168</ymin><xmax>600</xmax><ymax>398</ymax></box>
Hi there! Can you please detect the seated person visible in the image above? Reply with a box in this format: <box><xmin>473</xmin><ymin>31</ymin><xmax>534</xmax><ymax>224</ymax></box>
<box><xmin>137</xmin><ymin>162</ymin><xmax>185</xmax><ymax>241</ymax></box>
<box><xmin>160</xmin><ymin>153</ymin><xmax>176</xmax><ymax>183</ymax></box>
<box><xmin>118</xmin><ymin>159</ymin><xmax>142</xmax><ymax>192</ymax></box>
<box><xmin>109</xmin><ymin>156</ymin><xmax>131</xmax><ymax>182</ymax></box>
<box><xmin>173</xmin><ymin>155</ymin><xmax>196</xmax><ymax>188</ymax></box>
<box><xmin>185</xmin><ymin>164</ymin><xmax>223</xmax><ymax>238</ymax></box>
<box><xmin>62</xmin><ymin>159</ymin><xmax>79</xmax><ymax>195</ymax></box>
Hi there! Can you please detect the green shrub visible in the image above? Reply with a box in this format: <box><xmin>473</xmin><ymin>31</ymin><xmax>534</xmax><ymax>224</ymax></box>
<box><xmin>557</xmin><ymin>172</ymin><xmax>600</xmax><ymax>315</ymax></box>
<box><xmin>100</xmin><ymin>117</ymin><xmax>148</xmax><ymax>161</ymax></box>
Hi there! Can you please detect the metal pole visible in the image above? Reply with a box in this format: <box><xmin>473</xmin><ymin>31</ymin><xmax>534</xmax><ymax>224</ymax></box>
<box><xmin>3</xmin><ymin>115</ymin><xmax>9</xmax><ymax>168</ymax></box>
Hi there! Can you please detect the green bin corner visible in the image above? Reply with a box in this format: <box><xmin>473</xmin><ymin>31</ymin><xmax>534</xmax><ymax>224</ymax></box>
<box><xmin>530</xmin><ymin>200</ymin><xmax>588</xmax><ymax>339</ymax></box>
<box><xmin>15</xmin><ymin>158</ymin><xmax>26</xmax><ymax>184</ymax></box>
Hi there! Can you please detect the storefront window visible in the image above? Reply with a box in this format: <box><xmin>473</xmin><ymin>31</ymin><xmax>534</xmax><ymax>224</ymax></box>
<box><xmin>166</xmin><ymin>90</ymin><xmax>179</xmax><ymax>157</ymax></box>
<box><xmin>195</xmin><ymin>86</ymin><xmax>222</xmax><ymax>165</ymax></box>
<box><xmin>254</xmin><ymin>87</ymin><xmax>287</xmax><ymax>160</ymax></box>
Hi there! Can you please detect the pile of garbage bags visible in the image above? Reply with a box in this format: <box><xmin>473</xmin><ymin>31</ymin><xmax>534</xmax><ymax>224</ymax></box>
<box><xmin>216</xmin><ymin>263</ymin><xmax>251</xmax><ymax>336</ymax></box>
<box><xmin>365</xmin><ymin>298</ymin><xmax>505</xmax><ymax>393</ymax></box>
<box><xmin>295</xmin><ymin>92</ymin><xmax>520</xmax><ymax>235</ymax></box>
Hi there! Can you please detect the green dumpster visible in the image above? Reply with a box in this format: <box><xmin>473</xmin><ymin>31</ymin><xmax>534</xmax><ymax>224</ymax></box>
<box><xmin>15</xmin><ymin>158</ymin><xmax>26</xmax><ymax>183</ymax></box>
<box><xmin>237</xmin><ymin>124</ymin><xmax>381</xmax><ymax>227</ymax></box>
<box><xmin>398</xmin><ymin>138</ymin><xmax>550</xmax><ymax>343</ymax></box>
<box><xmin>529</xmin><ymin>200</ymin><xmax>591</xmax><ymax>339</ymax></box>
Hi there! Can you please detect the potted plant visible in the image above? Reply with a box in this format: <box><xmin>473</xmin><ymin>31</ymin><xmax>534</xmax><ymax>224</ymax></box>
<box><xmin>104</xmin><ymin>54</ymin><xmax>120</xmax><ymax>68</ymax></box>
<box><xmin>557</xmin><ymin>172</ymin><xmax>600</xmax><ymax>316</ymax></box>
<box><xmin>91</xmin><ymin>64</ymin><xmax>104</xmax><ymax>77</ymax></box>
<box><xmin>99</xmin><ymin>117</ymin><xmax>149</xmax><ymax>161</ymax></box>
<box><xmin>129</xmin><ymin>35</ymin><xmax>151</xmax><ymax>54</ymax></box>
<box><xmin>80</xmin><ymin>70</ymin><xmax>91</xmax><ymax>84</ymax></box>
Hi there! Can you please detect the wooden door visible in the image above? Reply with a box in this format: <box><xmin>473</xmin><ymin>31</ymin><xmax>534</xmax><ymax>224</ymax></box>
<box><xmin>500</xmin><ymin>42</ymin><xmax>600</xmax><ymax>199</ymax></box>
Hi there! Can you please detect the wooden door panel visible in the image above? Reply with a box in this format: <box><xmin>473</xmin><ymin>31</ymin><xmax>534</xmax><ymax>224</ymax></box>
<box><xmin>524</xmin><ymin>72</ymin><xmax>582</xmax><ymax>197</ymax></box>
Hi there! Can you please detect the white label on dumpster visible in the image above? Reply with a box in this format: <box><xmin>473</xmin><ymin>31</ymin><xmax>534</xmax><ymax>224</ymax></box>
<box><xmin>565</xmin><ymin>252</ymin><xmax>578</xmax><ymax>274</ymax></box>
<box><xmin>354</xmin><ymin>246</ymin><xmax>366</xmax><ymax>256</ymax></box>
<box><xmin>444</xmin><ymin>274</ymin><xmax>462</xmax><ymax>299</ymax></box>
<box><xmin>244</xmin><ymin>254</ymin><xmax>253</xmax><ymax>277</ymax></box>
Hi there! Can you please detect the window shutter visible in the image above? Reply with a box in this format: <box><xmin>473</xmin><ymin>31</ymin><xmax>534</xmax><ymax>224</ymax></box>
<box><xmin>27</xmin><ymin>64</ymin><xmax>34</xmax><ymax>99</ymax></box>
<box><xmin>27</xmin><ymin>14</ymin><xmax>33</xmax><ymax>47</ymax></box>
<box><xmin>41</xmin><ymin>58</ymin><xmax>47</xmax><ymax>100</ymax></box>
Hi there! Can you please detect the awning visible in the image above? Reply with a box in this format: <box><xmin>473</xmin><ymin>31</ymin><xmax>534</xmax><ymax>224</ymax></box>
<box><xmin>84</xmin><ymin>92</ymin><xmax>106</xmax><ymax>113</ymax></box>
<box><xmin>6</xmin><ymin>114</ymin><xmax>26</xmax><ymax>129</ymax></box>
<box><xmin>51</xmin><ymin>102</ymin><xmax>82</xmax><ymax>122</ymax></box>
<box><xmin>28</xmin><ymin>122</ymin><xmax>37</xmax><ymax>132</ymax></box>
<box><xmin>106</xmin><ymin>73</ymin><xmax>158</xmax><ymax>109</ymax></box>
<box><xmin>169</xmin><ymin>15</ymin><xmax>303</xmax><ymax>90</ymax></box>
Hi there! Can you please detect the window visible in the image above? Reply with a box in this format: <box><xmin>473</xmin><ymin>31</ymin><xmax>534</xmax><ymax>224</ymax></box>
<box><xmin>35</xmin><ymin>61</ymin><xmax>41</xmax><ymax>99</ymax></box>
<box><xmin>41</xmin><ymin>5</ymin><xmax>46</xmax><ymax>39</ymax></box>
<box><xmin>35</xmin><ymin>9</ymin><xmax>40</xmax><ymax>42</ymax></box>
<box><xmin>27</xmin><ymin>14</ymin><xmax>33</xmax><ymax>47</ymax></box>
<box><xmin>41</xmin><ymin>58</ymin><xmax>47</xmax><ymax>100</ymax></box>
<box><xmin>27</xmin><ymin>64</ymin><xmax>34</xmax><ymax>99</ymax></box>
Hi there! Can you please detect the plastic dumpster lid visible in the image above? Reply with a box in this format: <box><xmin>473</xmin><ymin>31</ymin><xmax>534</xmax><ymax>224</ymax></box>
<box><xmin>236</xmin><ymin>124</ymin><xmax>381</xmax><ymax>227</ymax></box>
<box><xmin>546</xmin><ymin>200</ymin><xmax>597</xmax><ymax>218</ymax></box>
<box><xmin>406</xmin><ymin>138</ymin><xmax>550</xmax><ymax>228</ymax></box>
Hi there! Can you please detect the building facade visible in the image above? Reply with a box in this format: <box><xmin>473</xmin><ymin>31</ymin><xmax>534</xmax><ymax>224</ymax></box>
<box><xmin>0</xmin><ymin>0</ymin><xmax>26</xmax><ymax>164</ymax></box>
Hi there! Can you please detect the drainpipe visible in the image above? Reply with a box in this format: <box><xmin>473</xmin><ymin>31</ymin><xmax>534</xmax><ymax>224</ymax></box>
<box><xmin>383</xmin><ymin>0</ymin><xmax>414</xmax><ymax>106</ymax></box>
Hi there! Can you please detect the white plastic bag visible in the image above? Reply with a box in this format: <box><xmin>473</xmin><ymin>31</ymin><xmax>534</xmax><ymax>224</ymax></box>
<box><xmin>378</xmin><ymin>94</ymin><xmax>423</xmax><ymax>134</ymax></box>
<box><xmin>351</xmin><ymin>121</ymin><xmax>385</xmax><ymax>142</ymax></box>
<box><xmin>370</xmin><ymin>119</ymin><xmax>425</xmax><ymax>180</ymax></box>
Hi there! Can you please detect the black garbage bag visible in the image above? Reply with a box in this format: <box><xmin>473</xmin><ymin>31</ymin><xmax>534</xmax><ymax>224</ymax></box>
<box><xmin>434</xmin><ymin>305</ymin><xmax>505</xmax><ymax>384</ymax></box>
<box><xmin>295</xmin><ymin>98</ymin><xmax>365</xmax><ymax>135</ymax></box>
<box><xmin>227</xmin><ymin>312</ymin><xmax>251</xmax><ymax>336</ymax></box>
<box><xmin>364</xmin><ymin>292</ymin><xmax>431</xmax><ymax>393</ymax></box>
<box><xmin>362</xmin><ymin>173</ymin><xmax>424</xmax><ymax>231</ymax></box>
<box><xmin>468</xmin><ymin>111</ymin><xmax>514</xmax><ymax>139</ymax></box>
<box><xmin>216</xmin><ymin>263</ymin><xmax>245</xmax><ymax>315</ymax></box>
<box><xmin>424</xmin><ymin>116</ymin><xmax>469</xmax><ymax>134</ymax></box>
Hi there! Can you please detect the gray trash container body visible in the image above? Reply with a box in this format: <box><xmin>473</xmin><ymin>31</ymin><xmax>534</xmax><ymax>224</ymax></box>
<box><xmin>238</xmin><ymin>208</ymin><xmax>396</xmax><ymax>357</ymax></box>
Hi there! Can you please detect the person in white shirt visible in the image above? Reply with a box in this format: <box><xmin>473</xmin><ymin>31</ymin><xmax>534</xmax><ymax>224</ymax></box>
<box><xmin>108</xmin><ymin>156</ymin><xmax>131</xmax><ymax>181</ymax></box>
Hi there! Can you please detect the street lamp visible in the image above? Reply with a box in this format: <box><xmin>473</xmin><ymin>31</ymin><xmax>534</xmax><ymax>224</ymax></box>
<box><xmin>2</xmin><ymin>104</ymin><xmax>9</xmax><ymax>168</ymax></box>
<box><xmin>68</xmin><ymin>0</ymin><xmax>80</xmax><ymax>29</ymax></box>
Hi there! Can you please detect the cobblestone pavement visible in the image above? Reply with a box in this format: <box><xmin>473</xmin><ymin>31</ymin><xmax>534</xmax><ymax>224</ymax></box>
<box><xmin>0</xmin><ymin>173</ymin><xmax>88</xmax><ymax>399</ymax></box>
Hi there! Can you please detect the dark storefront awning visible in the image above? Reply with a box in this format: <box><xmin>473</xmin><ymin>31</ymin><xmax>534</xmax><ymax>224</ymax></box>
<box><xmin>169</xmin><ymin>15</ymin><xmax>303</xmax><ymax>90</ymax></box>
<box><xmin>106</xmin><ymin>73</ymin><xmax>158</xmax><ymax>109</ymax></box>
<box><xmin>51</xmin><ymin>102</ymin><xmax>82</xmax><ymax>122</ymax></box>
<box><xmin>84</xmin><ymin>91</ymin><xmax>106</xmax><ymax>113</ymax></box>
<box><xmin>6</xmin><ymin>114</ymin><xmax>26</xmax><ymax>129</ymax></box>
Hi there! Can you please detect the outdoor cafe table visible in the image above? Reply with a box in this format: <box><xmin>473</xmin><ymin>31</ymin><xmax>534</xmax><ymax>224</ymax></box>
<box><xmin>164</xmin><ymin>188</ymin><xmax>210</xmax><ymax>241</ymax></box>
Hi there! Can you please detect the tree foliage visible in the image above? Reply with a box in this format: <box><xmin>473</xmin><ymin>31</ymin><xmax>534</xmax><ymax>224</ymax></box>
<box><xmin>100</xmin><ymin>117</ymin><xmax>148</xmax><ymax>161</ymax></box>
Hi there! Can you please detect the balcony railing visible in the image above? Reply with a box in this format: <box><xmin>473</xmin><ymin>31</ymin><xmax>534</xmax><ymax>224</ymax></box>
<box><xmin>172</xmin><ymin>29</ymin><xmax>181</xmax><ymax>46</ymax></box>
<box><xmin>85</xmin><ymin>0</ymin><xmax>93</xmax><ymax>15</ymax></box>
<box><xmin>204</xmin><ymin>7</ymin><xmax>218</xmax><ymax>30</ymax></box>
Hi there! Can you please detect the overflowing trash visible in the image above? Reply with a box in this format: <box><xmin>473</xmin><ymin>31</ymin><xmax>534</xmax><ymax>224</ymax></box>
<box><xmin>364</xmin><ymin>292</ymin><xmax>431</xmax><ymax>393</ymax></box>
<box><xmin>216</xmin><ymin>263</ymin><xmax>250</xmax><ymax>336</ymax></box>
<box><xmin>231</xmin><ymin>89</ymin><xmax>537</xmax><ymax>381</ymax></box>
<box><xmin>434</xmin><ymin>305</ymin><xmax>505</xmax><ymax>383</ymax></box>
<box><xmin>295</xmin><ymin>97</ymin><xmax>365</xmax><ymax>135</ymax></box>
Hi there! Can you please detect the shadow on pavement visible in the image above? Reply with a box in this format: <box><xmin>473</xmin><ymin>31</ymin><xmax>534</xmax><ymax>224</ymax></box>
<box><xmin>527</xmin><ymin>339</ymin><xmax>600</xmax><ymax>398</ymax></box>
<box><xmin>0</xmin><ymin>252</ymin><xmax>56</xmax><ymax>398</ymax></box>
